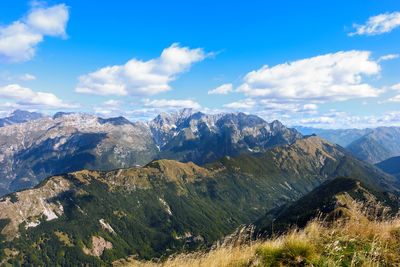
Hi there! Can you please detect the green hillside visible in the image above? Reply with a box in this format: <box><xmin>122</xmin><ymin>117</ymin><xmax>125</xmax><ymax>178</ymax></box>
<box><xmin>120</xmin><ymin>177</ymin><xmax>400</xmax><ymax>267</ymax></box>
<box><xmin>255</xmin><ymin>177</ymin><xmax>400</xmax><ymax>236</ymax></box>
<box><xmin>0</xmin><ymin>136</ymin><xmax>398</xmax><ymax>265</ymax></box>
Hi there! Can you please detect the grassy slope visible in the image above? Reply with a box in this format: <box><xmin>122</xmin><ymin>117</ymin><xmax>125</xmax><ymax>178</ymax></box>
<box><xmin>255</xmin><ymin>177</ymin><xmax>400</xmax><ymax>236</ymax></box>
<box><xmin>120</xmin><ymin>178</ymin><xmax>400</xmax><ymax>266</ymax></box>
<box><xmin>124</xmin><ymin>214</ymin><xmax>400</xmax><ymax>267</ymax></box>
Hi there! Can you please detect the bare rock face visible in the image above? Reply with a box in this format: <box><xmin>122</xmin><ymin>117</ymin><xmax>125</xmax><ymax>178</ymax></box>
<box><xmin>0</xmin><ymin>113</ymin><xmax>158</xmax><ymax>195</ymax></box>
<box><xmin>0</xmin><ymin>110</ymin><xmax>302</xmax><ymax>195</ymax></box>
<box><xmin>0</xmin><ymin>176</ymin><xmax>74</xmax><ymax>239</ymax></box>
<box><xmin>83</xmin><ymin>236</ymin><xmax>113</xmax><ymax>257</ymax></box>
<box><xmin>149</xmin><ymin>109</ymin><xmax>303</xmax><ymax>165</ymax></box>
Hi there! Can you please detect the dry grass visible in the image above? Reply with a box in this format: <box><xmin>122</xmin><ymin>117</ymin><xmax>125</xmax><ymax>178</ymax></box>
<box><xmin>115</xmin><ymin>201</ymin><xmax>400</xmax><ymax>267</ymax></box>
<box><xmin>116</xmin><ymin>242</ymin><xmax>261</xmax><ymax>267</ymax></box>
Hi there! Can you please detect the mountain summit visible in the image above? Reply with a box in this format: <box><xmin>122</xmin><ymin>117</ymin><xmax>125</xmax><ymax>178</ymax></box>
<box><xmin>149</xmin><ymin>110</ymin><xmax>302</xmax><ymax>164</ymax></box>
<box><xmin>0</xmin><ymin>110</ymin><xmax>302</xmax><ymax>195</ymax></box>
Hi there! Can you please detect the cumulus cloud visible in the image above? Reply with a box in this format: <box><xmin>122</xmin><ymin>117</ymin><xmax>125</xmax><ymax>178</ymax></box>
<box><xmin>349</xmin><ymin>12</ymin><xmax>400</xmax><ymax>36</ymax></box>
<box><xmin>0</xmin><ymin>3</ymin><xmax>69</xmax><ymax>63</ymax></box>
<box><xmin>75</xmin><ymin>43</ymin><xmax>208</xmax><ymax>96</ymax></box>
<box><xmin>0</xmin><ymin>84</ymin><xmax>78</xmax><ymax>109</ymax></box>
<box><xmin>208</xmin><ymin>83</ymin><xmax>234</xmax><ymax>95</ymax></box>
<box><xmin>236</xmin><ymin>50</ymin><xmax>381</xmax><ymax>103</ymax></box>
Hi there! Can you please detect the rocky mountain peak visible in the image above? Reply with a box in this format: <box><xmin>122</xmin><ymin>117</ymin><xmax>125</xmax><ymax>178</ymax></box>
<box><xmin>10</xmin><ymin>109</ymin><xmax>45</xmax><ymax>120</ymax></box>
<box><xmin>0</xmin><ymin>109</ymin><xmax>46</xmax><ymax>127</ymax></box>
<box><xmin>271</xmin><ymin>119</ymin><xmax>283</xmax><ymax>129</ymax></box>
<box><xmin>97</xmin><ymin>116</ymin><xmax>132</xmax><ymax>126</ymax></box>
<box><xmin>0</xmin><ymin>109</ymin><xmax>304</xmax><ymax>195</ymax></box>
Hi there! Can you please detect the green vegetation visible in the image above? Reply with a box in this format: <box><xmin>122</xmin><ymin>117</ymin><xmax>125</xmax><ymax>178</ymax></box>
<box><xmin>255</xmin><ymin>177</ymin><xmax>400</xmax><ymax>236</ymax></box>
<box><xmin>120</xmin><ymin>177</ymin><xmax>400</xmax><ymax>267</ymax></box>
<box><xmin>0</xmin><ymin>136</ymin><xmax>399</xmax><ymax>265</ymax></box>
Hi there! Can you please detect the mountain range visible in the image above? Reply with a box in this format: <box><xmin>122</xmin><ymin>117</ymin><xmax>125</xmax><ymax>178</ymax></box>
<box><xmin>295</xmin><ymin>126</ymin><xmax>400</xmax><ymax>163</ymax></box>
<box><xmin>376</xmin><ymin>156</ymin><xmax>400</xmax><ymax>180</ymax></box>
<box><xmin>0</xmin><ymin>109</ymin><xmax>301</xmax><ymax>195</ymax></box>
<box><xmin>0</xmin><ymin>135</ymin><xmax>398</xmax><ymax>265</ymax></box>
<box><xmin>0</xmin><ymin>110</ymin><xmax>46</xmax><ymax>127</ymax></box>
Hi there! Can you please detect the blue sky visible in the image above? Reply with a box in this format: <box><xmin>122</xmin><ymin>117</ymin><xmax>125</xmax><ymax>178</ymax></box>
<box><xmin>0</xmin><ymin>0</ymin><xmax>400</xmax><ymax>128</ymax></box>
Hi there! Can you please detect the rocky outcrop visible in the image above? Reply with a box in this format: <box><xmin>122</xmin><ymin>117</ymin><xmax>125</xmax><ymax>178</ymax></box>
<box><xmin>149</xmin><ymin>109</ymin><xmax>303</xmax><ymax>165</ymax></box>
<box><xmin>0</xmin><ymin>113</ymin><xmax>158</xmax><ymax>194</ymax></box>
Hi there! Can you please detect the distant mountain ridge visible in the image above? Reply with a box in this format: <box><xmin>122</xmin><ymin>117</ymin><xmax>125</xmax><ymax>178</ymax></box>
<box><xmin>295</xmin><ymin>126</ymin><xmax>400</xmax><ymax>163</ymax></box>
<box><xmin>150</xmin><ymin>109</ymin><xmax>302</xmax><ymax>164</ymax></box>
<box><xmin>0</xmin><ymin>135</ymin><xmax>397</xmax><ymax>265</ymax></box>
<box><xmin>0</xmin><ymin>109</ymin><xmax>302</xmax><ymax>195</ymax></box>
<box><xmin>376</xmin><ymin>156</ymin><xmax>400</xmax><ymax>179</ymax></box>
<box><xmin>294</xmin><ymin>126</ymin><xmax>368</xmax><ymax>147</ymax></box>
<box><xmin>0</xmin><ymin>110</ymin><xmax>46</xmax><ymax>127</ymax></box>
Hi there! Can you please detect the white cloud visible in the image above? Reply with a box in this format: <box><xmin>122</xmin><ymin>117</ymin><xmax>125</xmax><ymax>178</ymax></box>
<box><xmin>92</xmin><ymin>100</ymin><xmax>125</xmax><ymax>117</ymax></box>
<box><xmin>0</xmin><ymin>4</ymin><xmax>69</xmax><ymax>63</ymax></box>
<box><xmin>378</xmin><ymin>54</ymin><xmax>399</xmax><ymax>62</ymax></box>
<box><xmin>0</xmin><ymin>72</ymin><xmax>36</xmax><ymax>82</ymax></box>
<box><xmin>208</xmin><ymin>83</ymin><xmax>233</xmax><ymax>95</ymax></box>
<box><xmin>349</xmin><ymin>12</ymin><xmax>400</xmax><ymax>36</ymax></box>
<box><xmin>259</xmin><ymin>100</ymin><xmax>318</xmax><ymax>113</ymax></box>
<box><xmin>390</xmin><ymin>83</ymin><xmax>400</xmax><ymax>91</ymax></box>
<box><xmin>302</xmin><ymin>103</ymin><xmax>318</xmax><ymax>111</ymax></box>
<box><xmin>291</xmin><ymin>110</ymin><xmax>400</xmax><ymax>129</ymax></box>
<box><xmin>377</xmin><ymin>82</ymin><xmax>400</xmax><ymax>103</ymax></box>
<box><xmin>143</xmin><ymin>98</ymin><xmax>201</xmax><ymax>110</ymax></box>
<box><xmin>223</xmin><ymin>98</ymin><xmax>319</xmax><ymax>118</ymax></box>
<box><xmin>26</xmin><ymin>4</ymin><xmax>69</xmax><ymax>37</ymax></box>
<box><xmin>0</xmin><ymin>84</ymin><xmax>78</xmax><ymax>109</ymax></box>
<box><xmin>103</xmin><ymin>99</ymin><xmax>123</xmax><ymax>106</ymax></box>
<box><xmin>18</xmin><ymin>73</ymin><xmax>36</xmax><ymax>81</ymax></box>
<box><xmin>223</xmin><ymin>98</ymin><xmax>256</xmax><ymax>109</ymax></box>
<box><xmin>75</xmin><ymin>43</ymin><xmax>208</xmax><ymax>96</ymax></box>
<box><xmin>236</xmin><ymin>51</ymin><xmax>381</xmax><ymax>103</ymax></box>
<box><xmin>386</xmin><ymin>95</ymin><xmax>400</xmax><ymax>103</ymax></box>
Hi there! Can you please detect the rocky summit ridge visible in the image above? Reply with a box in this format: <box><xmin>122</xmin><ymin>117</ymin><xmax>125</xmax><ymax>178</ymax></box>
<box><xmin>0</xmin><ymin>109</ymin><xmax>302</xmax><ymax>195</ymax></box>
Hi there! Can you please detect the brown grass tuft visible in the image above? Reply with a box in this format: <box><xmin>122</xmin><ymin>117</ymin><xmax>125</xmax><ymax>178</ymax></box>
<box><xmin>114</xmin><ymin>200</ymin><xmax>400</xmax><ymax>267</ymax></box>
